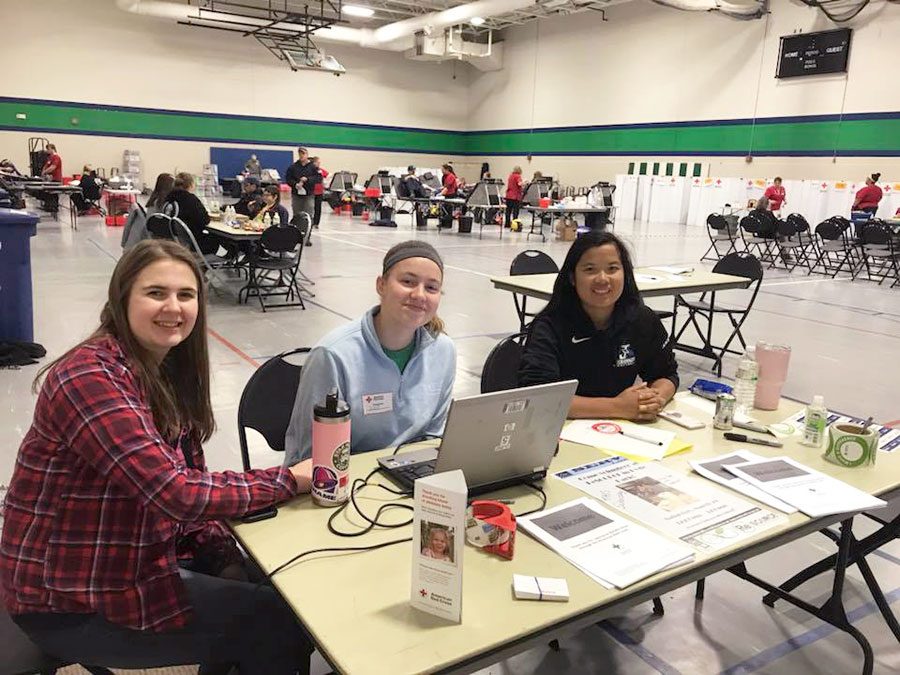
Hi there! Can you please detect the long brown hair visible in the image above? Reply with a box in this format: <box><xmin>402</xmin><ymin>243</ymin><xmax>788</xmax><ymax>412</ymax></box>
<box><xmin>147</xmin><ymin>173</ymin><xmax>175</xmax><ymax>208</ymax></box>
<box><xmin>35</xmin><ymin>240</ymin><xmax>215</xmax><ymax>442</ymax></box>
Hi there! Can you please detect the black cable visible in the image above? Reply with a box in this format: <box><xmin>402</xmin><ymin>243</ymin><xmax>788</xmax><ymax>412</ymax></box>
<box><xmin>263</xmin><ymin>536</ymin><xmax>413</xmax><ymax>585</ymax></box>
<box><xmin>515</xmin><ymin>482</ymin><xmax>548</xmax><ymax>517</ymax></box>
<box><xmin>391</xmin><ymin>433</ymin><xmax>442</xmax><ymax>455</ymax></box>
<box><xmin>326</xmin><ymin>468</ymin><xmax>413</xmax><ymax>537</ymax></box>
<box><xmin>801</xmin><ymin>0</ymin><xmax>871</xmax><ymax>23</ymax></box>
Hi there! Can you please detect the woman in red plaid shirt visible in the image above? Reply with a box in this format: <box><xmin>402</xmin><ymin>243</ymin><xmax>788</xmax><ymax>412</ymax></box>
<box><xmin>1</xmin><ymin>240</ymin><xmax>313</xmax><ymax>674</ymax></box>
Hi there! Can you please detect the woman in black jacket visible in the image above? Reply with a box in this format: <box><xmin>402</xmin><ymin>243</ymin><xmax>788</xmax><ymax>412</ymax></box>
<box><xmin>518</xmin><ymin>231</ymin><xmax>678</xmax><ymax>422</ymax></box>
<box><xmin>165</xmin><ymin>172</ymin><xmax>216</xmax><ymax>255</ymax></box>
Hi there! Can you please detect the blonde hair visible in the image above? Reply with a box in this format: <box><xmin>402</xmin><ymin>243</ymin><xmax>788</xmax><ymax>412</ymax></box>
<box><xmin>512</xmin><ymin>166</ymin><xmax>522</xmax><ymax>174</ymax></box>
<box><xmin>174</xmin><ymin>172</ymin><xmax>194</xmax><ymax>190</ymax></box>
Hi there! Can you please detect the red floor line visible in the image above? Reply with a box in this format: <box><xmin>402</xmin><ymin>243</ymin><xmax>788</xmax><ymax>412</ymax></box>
<box><xmin>206</xmin><ymin>327</ymin><xmax>260</xmax><ymax>369</ymax></box>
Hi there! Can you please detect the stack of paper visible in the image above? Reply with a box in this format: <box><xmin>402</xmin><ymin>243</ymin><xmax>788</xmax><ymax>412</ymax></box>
<box><xmin>690</xmin><ymin>451</ymin><xmax>797</xmax><ymax>513</ymax></box>
<box><xmin>724</xmin><ymin>457</ymin><xmax>886</xmax><ymax>518</ymax></box>
<box><xmin>561</xmin><ymin>419</ymin><xmax>691</xmax><ymax>461</ymax></box>
<box><xmin>519</xmin><ymin>498</ymin><xmax>694</xmax><ymax>589</ymax></box>
<box><xmin>555</xmin><ymin>456</ymin><xmax>786</xmax><ymax>551</ymax></box>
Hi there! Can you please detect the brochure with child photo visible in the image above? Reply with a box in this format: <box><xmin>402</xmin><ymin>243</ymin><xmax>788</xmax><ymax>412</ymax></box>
<box><xmin>410</xmin><ymin>469</ymin><xmax>467</xmax><ymax>623</ymax></box>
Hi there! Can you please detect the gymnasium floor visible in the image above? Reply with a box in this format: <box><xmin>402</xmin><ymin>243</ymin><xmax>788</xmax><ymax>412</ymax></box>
<box><xmin>3</xmin><ymin>201</ymin><xmax>899</xmax><ymax>675</ymax></box>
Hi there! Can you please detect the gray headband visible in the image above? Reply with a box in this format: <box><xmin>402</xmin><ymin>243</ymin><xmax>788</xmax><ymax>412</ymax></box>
<box><xmin>382</xmin><ymin>242</ymin><xmax>444</xmax><ymax>275</ymax></box>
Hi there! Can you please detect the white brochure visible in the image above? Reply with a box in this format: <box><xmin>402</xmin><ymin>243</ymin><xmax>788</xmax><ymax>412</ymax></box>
<box><xmin>561</xmin><ymin>419</ymin><xmax>678</xmax><ymax>461</ymax></box>
<box><xmin>775</xmin><ymin>411</ymin><xmax>900</xmax><ymax>453</ymax></box>
<box><xmin>724</xmin><ymin>457</ymin><xmax>887</xmax><ymax>518</ymax></box>
<box><xmin>554</xmin><ymin>456</ymin><xmax>786</xmax><ymax>552</ymax></box>
<box><xmin>690</xmin><ymin>450</ymin><xmax>797</xmax><ymax>514</ymax></box>
<box><xmin>410</xmin><ymin>469</ymin><xmax>467</xmax><ymax>623</ymax></box>
<box><xmin>518</xmin><ymin>498</ymin><xmax>694</xmax><ymax>589</ymax></box>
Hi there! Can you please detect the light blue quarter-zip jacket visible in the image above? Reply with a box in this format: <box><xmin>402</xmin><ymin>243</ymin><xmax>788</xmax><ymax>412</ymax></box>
<box><xmin>284</xmin><ymin>307</ymin><xmax>457</xmax><ymax>465</ymax></box>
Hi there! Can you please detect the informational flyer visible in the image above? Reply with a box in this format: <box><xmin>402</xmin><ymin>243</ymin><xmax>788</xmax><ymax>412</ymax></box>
<box><xmin>690</xmin><ymin>450</ymin><xmax>797</xmax><ymax>513</ymax></box>
<box><xmin>410</xmin><ymin>469</ymin><xmax>467</xmax><ymax>623</ymax></box>
<box><xmin>519</xmin><ymin>497</ymin><xmax>694</xmax><ymax>589</ymax></box>
<box><xmin>776</xmin><ymin>411</ymin><xmax>900</xmax><ymax>453</ymax></box>
<box><xmin>725</xmin><ymin>457</ymin><xmax>887</xmax><ymax>518</ymax></box>
<box><xmin>561</xmin><ymin>419</ymin><xmax>690</xmax><ymax>461</ymax></box>
<box><xmin>554</xmin><ymin>456</ymin><xmax>785</xmax><ymax>552</ymax></box>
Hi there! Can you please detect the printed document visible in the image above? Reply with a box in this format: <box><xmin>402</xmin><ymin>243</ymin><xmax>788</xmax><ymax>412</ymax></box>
<box><xmin>555</xmin><ymin>456</ymin><xmax>785</xmax><ymax>551</ymax></box>
<box><xmin>725</xmin><ymin>457</ymin><xmax>886</xmax><ymax>518</ymax></box>
<box><xmin>690</xmin><ymin>450</ymin><xmax>797</xmax><ymax>513</ymax></box>
<box><xmin>519</xmin><ymin>497</ymin><xmax>694</xmax><ymax>589</ymax></box>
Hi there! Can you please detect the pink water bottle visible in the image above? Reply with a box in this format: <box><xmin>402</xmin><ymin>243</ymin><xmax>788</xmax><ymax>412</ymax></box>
<box><xmin>311</xmin><ymin>390</ymin><xmax>351</xmax><ymax>507</ymax></box>
<box><xmin>754</xmin><ymin>341</ymin><xmax>792</xmax><ymax>410</ymax></box>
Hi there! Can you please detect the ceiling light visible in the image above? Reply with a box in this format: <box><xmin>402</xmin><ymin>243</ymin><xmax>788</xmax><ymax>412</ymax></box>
<box><xmin>344</xmin><ymin>5</ymin><xmax>375</xmax><ymax>17</ymax></box>
<box><xmin>470</xmin><ymin>16</ymin><xmax>486</xmax><ymax>26</ymax></box>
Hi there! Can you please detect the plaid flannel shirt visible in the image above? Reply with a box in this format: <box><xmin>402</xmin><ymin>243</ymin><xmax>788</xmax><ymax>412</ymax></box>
<box><xmin>0</xmin><ymin>336</ymin><xmax>298</xmax><ymax>631</ymax></box>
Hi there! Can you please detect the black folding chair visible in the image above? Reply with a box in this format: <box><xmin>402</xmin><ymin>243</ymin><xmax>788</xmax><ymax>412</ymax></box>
<box><xmin>774</xmin><ymin>213</ymin><xmax>816</xmax><ymax>273</ymax></box>
<box><xmin>853</xmin><ymin>221</ymin><xmax>900</xmax><ymax>287</ymax></box>
<box><xmin>809</xmin><ymin>217</ymin><xmax>857</xmax><ymax>277</ymax></box>
<box><xmin>739</xmin><ymin>211</ymin><xmax>778</xmax><ymax>265</ymax></box>
<box><xmin>239</xmin><ymin>224</ymin><xmax>306</xmax><ymax>311</ymax></box>
<box><xmin>701</xmin><ymin>213</ymin><xmax>741</xmax><ymax>262</ymax></box>
<box><xmin>238</xmin><ymin>347</ymin><xmax>310</xmax><ymax>470</ymax></box>
<box><xmin>510</xmin><ymin>250</ymin><xmax>559</xmax><ymax>332</ymax></box>
<box><xmin>480</xmin><ymin>332</ymin><xmax>527</xmax><ymax>393</ymax></box>
<box><xmin>670</xmin><ymin>252</ymin><xmax>763</xmax><ymax>376</ymax></box>
<box><xmin>146</xmin><ymin>212</ymin><xmax>175</xmax><ymax>240</ymax></box>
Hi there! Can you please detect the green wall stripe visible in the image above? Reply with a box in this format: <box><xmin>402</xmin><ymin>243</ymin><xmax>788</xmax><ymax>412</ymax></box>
<box><xmin>462</xmin><ymin>119</ymin><xmax>900</xmax><ymax>155</ymax></box>
<box><xmin>0</xmin><ymin>100</ymin><xmax>465</xmax><ymax>154</ymax></box>
<box><xmin>1</xmin><ymin>98</ymin><xmax>898</xmax><ymax>157</ymax></box>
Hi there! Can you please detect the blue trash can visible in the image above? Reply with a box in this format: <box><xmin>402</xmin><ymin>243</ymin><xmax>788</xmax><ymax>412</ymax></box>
<box><xmin>0</xmin><ymin>208</ymin><xmax>39</xmax><ymax>342</ymax></box>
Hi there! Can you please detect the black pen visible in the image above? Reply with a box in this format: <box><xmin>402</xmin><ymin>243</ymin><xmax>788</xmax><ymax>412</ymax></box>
<box><xmin>723</xmin><ymin>432</ymin><xmax>783</xmax><ymax>448</ymax></box>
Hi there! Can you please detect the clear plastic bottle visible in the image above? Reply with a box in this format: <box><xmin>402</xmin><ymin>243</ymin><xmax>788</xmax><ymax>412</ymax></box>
<box><xmin>263</xmin><ymin>212</ymin><xmax>272</xmax><ymax>229</ymax></box>
<box><xmin>272</xmin><ymin>211</ymin><xmax>281</xmax><ymax>227</ymax></box>
<box><xmin>733</xmin><ymin>345</ymin><xmax>758</xmax><ymax>415</ymax></box>
<box><xmin>801</xmin><ymin>395</ymin><xmax>828</xmax><ymax>448</ymax></box>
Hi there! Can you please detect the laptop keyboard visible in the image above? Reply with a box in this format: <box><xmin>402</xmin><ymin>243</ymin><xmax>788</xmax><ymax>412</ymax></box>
<box><xmin>392</xmin><ymin>459</ymin><xmax>437</xmax><ymax>485</ymax></box>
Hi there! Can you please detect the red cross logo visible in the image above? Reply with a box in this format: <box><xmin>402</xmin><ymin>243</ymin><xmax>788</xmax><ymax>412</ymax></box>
<box><xmin>419</xmin><ymin>588</ymin><xmax>428</xmax><ymax>597</ymax></box>
<box><xmin>716</xmin><ymin>179</ymin><xmax>722</xmax><ymax>185</ymax></box>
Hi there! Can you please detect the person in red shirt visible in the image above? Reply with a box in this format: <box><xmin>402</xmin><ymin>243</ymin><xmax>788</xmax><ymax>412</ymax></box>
<box><xmin>1</xmin><ymin>240</ymin><xmax>313</xmax><ymax>674</ymax></box>
<box><xmin>312</xmin><ymin>155</ymin><xmax>328</xmax><ymax>228</ymax></box>
<box><xmin>40</xmin><ymin>143</ymin><xmax>62</xmax><ymax>182</ymax></box>
<box><xmin>763</xmin><ymin>176</ymin><xmax>786</xmax><ymax>215</ymax></box>
<box><xmin>504</xmin><ymin>165</ymin><xmax>524</xmax><ymax>228</ymax></box>
<box><xmin>440</xmin><ymin>163</ymin><xmax>459</xmax><ymax>197</ymax></box>
<box><xmin>853</xmin><ymin>172</ymin><xmax>883</xmax><ymax>215</ymax></box>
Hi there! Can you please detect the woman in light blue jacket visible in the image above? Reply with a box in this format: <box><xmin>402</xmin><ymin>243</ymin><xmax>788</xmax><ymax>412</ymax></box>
<box><xmin>285</xmin><ymin>241</ymin><xmax>456</xmax><ymax>465</ymax></box>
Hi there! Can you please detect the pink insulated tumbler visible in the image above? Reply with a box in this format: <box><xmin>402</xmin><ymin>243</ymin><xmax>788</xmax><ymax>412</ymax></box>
<box><xmin>311</xmin><ymin>390</ymin><xmax>351</xmax><ymax>507</ymax></box>
<box><xmin>754</xmin><ymin>341</ymin><xmax>791</xmax><ymax>410</ymax></box>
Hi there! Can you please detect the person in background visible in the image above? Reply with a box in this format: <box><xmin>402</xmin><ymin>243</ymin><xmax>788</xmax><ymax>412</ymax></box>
<box><xmin>253</xmin><ymin>185</ymin><xmax>290</xmax><ymax>226</ymax></box>
<box><xmin>165</xmin><ymin>172</ymin><xmax>216</xmax><ymax>255</ymax></box>
<box><xmin>853</xmin><ymin>172</ymin><xmax>883</xmax><ymax>216</ymax></box>
<box><xmin>244</xmin><ymin>154</ymin><xmax>261</xmax><ymax>178</ymax></box>
<box><xmin>311</xmin><ymin>156</ymin><xmax>328</xmax><ymax>229</ymax></box>
<box><xmin>284</xmin><ymin>241</ymin><xmax>456</xmax><ymax>464</ymax></box>
<box><xmin>439</xmin><ymin>163</ymin><xmax>459</xmax><ymax>198</ymax></box>
<box><xmin>763</xmin><ymin>177</ymin><xmax>786</xmax><ymax>216</ymax></box>
<box><xmin>0</xmin><ymin>240</ymin><xmax>313</xmax><ymax>675</ymax></box>
<box><xmin>145</xmin><ymin>173</ymin><xmax>175</xmax><ymax>215</ymax></box>
<box><xmin>1</xmin><ymin>158</ymin><xmax>23</xmax><ymax>176</ymax></box>
<box><xmin>504</xmin><ymin>166</ymin><xmax>524</xmax><ymax>229</ymax></box>
<box><xmin>71</xmin><ymin>165</ymin><xmax>102</xmax><ymax>215</ymax></box>
<box><xmin>232</xmin><ymin>175</ymin><xmax>262</xmax><ymax>217</ymax></box>
<box><xmin>285</xmin><ymin>147</ymin><xmax>320</xmax><ymax>228</ymax></box>
<box><xmin>518</xmin><ymin>231</ymin><xmax>678</xmax><ymax>422</ymax></box>
<box><xmin>40</xmin><ymin>144</ymin><xmax>62</xmax><ymax>182</ymax></box>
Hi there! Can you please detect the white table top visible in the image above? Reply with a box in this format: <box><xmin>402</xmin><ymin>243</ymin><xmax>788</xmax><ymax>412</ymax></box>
<box><xmin>205</xmin><ymin>218</ymin><xmax>263</xmax><ymax>239</ymax></box>
<box><xmin>491</xmin><ymin>267</ymin><xmax>751</xmax><ymax>300</ymax></box>
<box><xmin>231</xmin><ymin>398</ymin><xmax>900</xmax><ymax>675</ymax></box>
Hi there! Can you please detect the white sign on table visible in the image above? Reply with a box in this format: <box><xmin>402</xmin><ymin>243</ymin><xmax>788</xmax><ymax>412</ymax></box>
<box><xmin>410</xmin><ymin>470</ymin><xmax>467</xmax><ymax>623</ymax></box>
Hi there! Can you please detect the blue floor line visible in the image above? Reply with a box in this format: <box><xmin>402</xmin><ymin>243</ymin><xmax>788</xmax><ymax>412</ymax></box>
<box><xmin>873</xmin><ymin>549</ymin><xmax>900</xmax><ymax>567</ymax></box>
<box><xmin>598</xmin><ymin>621</ymin><xmax>683</xmax><ymax>675</ymax></box>
<box><xmin>719</xmin><ymin>586</ymin><xmax>900</xmax><ymax>675</ymax></box>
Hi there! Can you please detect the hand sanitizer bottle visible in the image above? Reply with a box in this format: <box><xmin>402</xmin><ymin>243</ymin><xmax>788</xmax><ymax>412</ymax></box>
<box><xmin>801</xmin><ymin>395</ymin><xmax>828</xmax><ymax>448</ymax></box>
